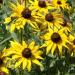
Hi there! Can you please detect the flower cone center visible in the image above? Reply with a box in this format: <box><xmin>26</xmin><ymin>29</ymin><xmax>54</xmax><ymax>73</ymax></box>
<box><xmin>73</xmin><ymin>39</ymin><xmax>75</xmax><ymax>45</ymax></box>
<box><xmin>38</xmin><ymin>1</ymin><xmax>46</xmax><ymax>8</ymax></box>
<box><xmin>51</xmin><ymin>33</ymin><xmax>61</xmax><ymax>43</ymax></box>
<box><xmin>22</xmin><ymin>48</ymin><xmax>32</xmax><ymax>58</ymax></box>
<box><xmin>22</xmin><ymin>8</ymin><xmax>31</xmax><ymax>19</ymax></box>
<box><xmin>57</xmin><ymin>1</ymin><xmax>62</xmax><ymax>5</ymax></box>
<box><xmin>45</xmin><ymin>13</ymin><xmax>54</xmax><ymax>22</ymax></box>
<box><xmin>61</xmin><ymin>21</ymin><xmax>67</xmax><ymax>27</ymax></box>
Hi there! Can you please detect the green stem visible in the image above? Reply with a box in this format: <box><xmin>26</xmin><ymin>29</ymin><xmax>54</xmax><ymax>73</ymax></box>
<box><xmin>0</xmin><ymin>36</ymin><xmax>12</xmax><ymax>45</ymax></box>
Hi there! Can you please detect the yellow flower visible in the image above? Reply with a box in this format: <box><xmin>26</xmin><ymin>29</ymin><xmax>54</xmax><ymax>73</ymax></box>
<box><xmin>0</xmin><ymin>52</ymin><xmax>9</xmax><ymax>74</ymax></box>
<box><xmin>60</xmin><ymin>20</ymin><xmax>72</xmax><ymax>33</ymax></box>
<box><xmin>52</xmin><ymin>0</ymin><xmax>69</xmax><ymax>9</ymax></box>
<box><xmin>37</xmin><ymin>11</ymin><xmax>63</xmax><ymax>29</ymax></box>
<box><xmin>41</xmin><ymin>27</ymin><xmax>70</xmax><ymax>55</ymax></box>
<box><xmin>4</xmin><ymin>41</ymin><xmax>43</xmax><ymax>71</ymax></box>
<box><xmin>29</xmin><ymin>0</ymin><xmax>54</xmax><ymax>13</ymax></box>
<box><xmin>4</xmin><ymin>1</ymin><xmax>39</xmax><ymax>32</ymax></box>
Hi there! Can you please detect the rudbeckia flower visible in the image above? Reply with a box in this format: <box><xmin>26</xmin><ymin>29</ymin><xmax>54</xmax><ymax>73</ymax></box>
<box><xmin>41</xmin><ymin>27</ymin><xmax>70</xmax><ymax>55</ymax></box>
<box><xmin>37</xmin><ymin>11</ymin><xmax>63</xmax><ymax>28</ymax></box>
<box><xmin>52</xmin><ymin>0</ymin><xmax>69</xmax><ymax>9</ymax></box>
<box><xmin>29</xmin><ymin>0</ymin><xmax>54</xmax><ymax>13</ymax></box>
<box><xmin>0</xmin><ymin>52</ymin><xmax>9</xmax><ymax>74</ymax></box>
<box><xmin>4</xmin><ymin>41</ymin><xmax>43</xmax><ymax>71</ymax></box>
<box><xmin>60</xmin><ymin>20</ymin><xmax>72</xmax><ymax>33</ymax></box>
<box><xmin>4</xmin><ymin>1</ymin><xmax>40</xmax><ymax>32</ymax></box>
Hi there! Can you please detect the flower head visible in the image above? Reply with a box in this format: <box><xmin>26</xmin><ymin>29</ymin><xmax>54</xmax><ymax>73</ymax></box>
<box><xmin>60</xmin><ymin>20</ymin><xmax>72</xmax><ymax>33</ymax></box>
<box><xmin>4</xmin><ymin>1</ymin><xmax>40</xmax><ymax>32</ymax></box>
<box><xmin>29</xmin><ymin>0</ymin><xmax>54</xmax><ymax>13</ymax></box>
<box><xmin>52</xmin><ymin>0</ymin><xmax>69</xmax><ymax>9</ymax></box>
<box><xmin>37</xmin><ymin>11</ymin><xmax>63</xmax><ymax>29</ymax></box>
<box><xmin>4</xmin><ymin>41</ymin><xmax>43</xmax><ymax>71</ymax></box>
<box><xmin>41</xmin><ymin>27</ymin><xmax>70</xmax><ymax>55</ymax></box>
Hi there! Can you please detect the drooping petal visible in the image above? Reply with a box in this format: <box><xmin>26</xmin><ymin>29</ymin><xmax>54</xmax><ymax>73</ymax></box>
<box><xmin>22</xmin><ymin>58</ymin><xmax>27</xmax><ymax>69</ymax></box>
<box><xmin>32</xmin><ymin>59</ymin><xmax>43</xmax><ymax>67</ymax></box>
<box><xmin>28</xmin><ymin>41</ymin><xmax>35</xmax><ymax>50</ymax></box>
<box><xmin>27</xmin><ymin>60</ymin><xmax>31</xmax><ymax>71</ymax></box>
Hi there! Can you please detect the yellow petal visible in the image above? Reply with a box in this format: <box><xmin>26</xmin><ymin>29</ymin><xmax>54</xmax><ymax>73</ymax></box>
<box><xmin>51</xmin><ymin>44</ymin><xmax>56</xmax><ymax>55</ymax></box>
<box><xmin>32</xmin><ymin>59</ymin><xmax>43</xmax><ymax>67</ymax></box>
<box><xmin>40</xmin><ymin>44</ymin><xmax>47</xmax><ymax>48</ymax></box>
<box><xmin>10</xmin><ymin>24</ymin><xmax>15</xmax><ymax>32</ymax></box>
<box><xmin>28</xmin><ymin>20</ymin><xmax>36</xmax><ymax>28</ymax></box>
<box><xmin>46</xmin><ymin>43</ymin><xmax>53</xmax><ymax>54</ymax></box>
<box><xmin>28</xmin><ymin>41</ymin><xmax>35</xmax><ymax>50</ymax></box>
<box><xmin>1</xmin><ymin>66</ymin><xmax>9</xmax><ymax>74</ymax></box>
<box><xmin>22</xmin><ymin>41</ymin><xmax>27</xmax><ymax>48</ymax></box>
<box><xmin>34</xmin><ymin>55</ymin><xmax>43</xmax><ymax>59</ymax></box>
<box><xmin>44</xmin><ymin>33</ymin><xmax>51</xmax><ymax>40</ymax></box>
<box><xmin>4</xmin><ymin>49</ymin><xmax>15</xmax><ymax>56</ymax></box>
<box><xmin>63</xmin><ymin>44</ymin><xmax>69</xmax><ymax>50</ymax></box>
<box><xmin>27</xmin><ymin>60</ymin><xmax>31</xmax><ymax>71</ymax></box>
<box><xmin>69</xmin><ymin>35</ymin><xmax>74</xmax><ymax>41</ymax></box>
<box><xmin>22</xmin><ymin>58</ymin><xmax>27</xmax><ymax>69</ymax></box>
<box><xmin>54</xmin><ymin>27</ymin><xmax>58</xmax><ymax>32</ymax></box>
<box><xmin>12</xmin><ymin>55</ymin><xmax>21</xmax><ymax>59</ymax></box>
<box><xmin>35</xmin><ymin>51</ymin><xmax>42</xmax><ymax>55</ymax></box>
<box><xmin>15</xmin><ymin>58</ymin><xmax>23</xmax><ymax>68</ymax></box>
<box><xmin>58</xmin><ymin>45</ymin><xmax>62</xmax><ymax>54</ymax></box>
<box><xmin>4</xmin><ymin>17</ymin><xmax>11</xmax><ymax>23</ymax></box>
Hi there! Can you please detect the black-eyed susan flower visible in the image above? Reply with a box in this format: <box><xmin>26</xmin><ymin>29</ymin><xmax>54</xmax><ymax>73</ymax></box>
<box><xmin>60</xmin><ymin>20</ymin><xmax>72</xmax><ymax>33</ymax></box>
<box><xmin>37</xmin><ymin>11</ymin><xmax>63</xmax><ymax>28</ymax></box>
<box><xmin>4</xmin><ymin>41</ymin><xmax>43</xmax><ymax>71</ymax></box>
<box><xmin>4</xmin><ymin>1</ymin><xmax>39</xmax><ymax>32</ymax></box>
<box><xmin>29</xmin><ymin>0</ymin><xmax>54</xmax><ymax>13</ymax></box>
<box><xmin>52</xmin><ymin>0</ymin><xmax>69</xmax><ymax>9</ymax></box>
<box><xmin>41</xmin><ymin>27</ymin><xmax>70</xmax><ymax>55</ymax></box>
<box><xmin>0</xmin><ymin>52</ymin><xmax>9</xmax><ymax>75</ymax></box>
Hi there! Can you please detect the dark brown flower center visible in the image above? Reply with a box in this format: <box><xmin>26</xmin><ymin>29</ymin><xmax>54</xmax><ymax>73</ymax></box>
<box><xmin>38</xmin><ymin>1</ymin><xmax>46</xmax><ymax>8</ymax></box>
<box><xmin>22</xmin><ymin>48</ymin><xmax>32</xmax><ymax>58</ymax></box>
<box><xmin>0</xmin><ymin>58</ymin><xmax>3</xmax><ymax>66</ymax></box>
<box><xmin>45</xmin><ymin>13</ymin><xmax>54</xmax><ymax>22</ymax></box>
<box><xmin>73</xmin><ymin>39</ymin><xmax>75</xmax><ymax>45</ymax></box>
<box><xmin>61</xmin><ymin>21</ymin><xmax>67</xmax><ymax>27</ymax></box>
<box><xmin>0</xmin><ymin>0</ymin><xmax>2</xmax><ymax>4</ymax></box>
<box><xmin>0</xmin><ymin>72</ymin><xmax>6</xmax><ymax>75</ymax></box>
<box><xmin>57</xmin><ymin>1</ymin><xmax>62</xmax><ymax>5</ymax></box>
<box><xmin>21</xmin><ymin>8</ymin><xmax>31</xmax><ymax>19</ymax></box>
<box><xmin>51</xmin><ymin>33</ymin><xmax>61</xmax><ymax>43</ymax></box>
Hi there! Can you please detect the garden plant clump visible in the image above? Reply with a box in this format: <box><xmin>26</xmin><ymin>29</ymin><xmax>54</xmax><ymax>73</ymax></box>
<box><xmin>0</xmin><ymin>0</ymin><xmax>75</xmax><ymax>75</ymax></box>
